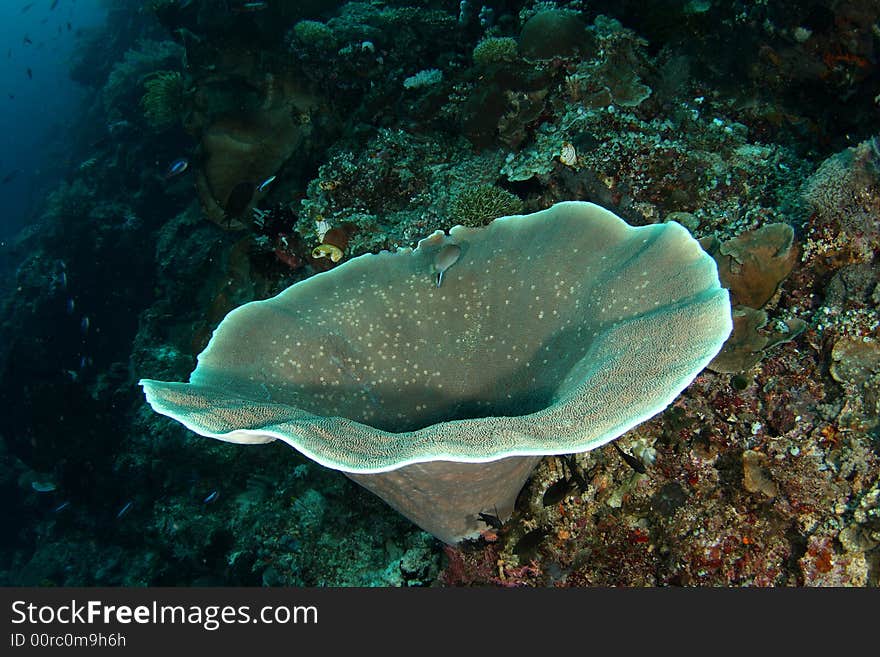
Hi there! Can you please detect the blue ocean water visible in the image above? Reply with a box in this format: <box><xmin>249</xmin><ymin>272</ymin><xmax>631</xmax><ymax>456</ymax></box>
<box><xmin>0</xmin><ymin>0</ymin><xmax>106</xmax><ymax>241</ymax></box>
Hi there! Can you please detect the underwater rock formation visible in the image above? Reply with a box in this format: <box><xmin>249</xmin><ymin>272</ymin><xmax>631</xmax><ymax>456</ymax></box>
<box><xmin>140</xmin><ymin>202</ymin><xmax>731</xmax><ymax>544</ymax></box>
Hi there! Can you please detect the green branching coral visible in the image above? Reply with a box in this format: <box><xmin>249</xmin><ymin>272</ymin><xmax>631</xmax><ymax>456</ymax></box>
<box><xmin>473</xmin><ymin>37</ymin><xmax>519</xmax><ymax>66</ymax></box>
<box><xmin>102</xmin><ymin>40</ymin><xmax>183</xmax><ymax>116</ymax></box>
<box><xmin>448</xmin><ymin>184</ymin><xmax>524</xmax><ymax>227</ymax></box>
<box><xmin>141</xmin><ymin>71</ymin><xmax>184</xmax><ymax>130</ymax></box>
<box><xmin>291</xmin><ymin>20</ymin><xmax>338</xmax><ymax>52</ymax></box>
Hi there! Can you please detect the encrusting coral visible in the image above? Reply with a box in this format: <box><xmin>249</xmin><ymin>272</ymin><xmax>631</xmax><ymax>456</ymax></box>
<box><xmin>519</xmin><ymin>9</ymin><xmax>592</xmax><ymax>60</ymax></box>
<box><xmin>801</xmin><ymin>136</ymin><xmax>880</xmax><ymax>268</ymax></box>
<box><xmin>140</xmin><ymin>202</ymin><xmax>731</xmax><ymax>544</ymax></box>
<box><xmin>702</xmin><ymin>224</ymin><xmax>802</xmax><ymax>373</ymax></box>
<box><xmin>711</xmin><ymin>223</ymin><xmax>799</xmax><ymax>309</ymax></box>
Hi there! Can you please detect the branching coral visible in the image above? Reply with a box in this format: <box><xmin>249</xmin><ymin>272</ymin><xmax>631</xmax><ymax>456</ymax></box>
<box><xmin>473</xmin><ymin>37</ymin><xmax>519</xmax><ymax>66</ymax></box>
<box><xmin>102</xmin><ymin>39</ymin><xmax>184</xmax><ymax>117</ymax></box>
<box><xmin>141</xmin><ymin>71</ymin><xmax>185</xmax><ymax>130</ymax></box>
<box><xmin>448</xmin><ymin>184</ymin><xmax>523</xmax><ymax>227</ymax></box>
<box><xmin>290</xmin><ymin>19</ymin><xmax>338</xmax><ymax>52</ymax></box>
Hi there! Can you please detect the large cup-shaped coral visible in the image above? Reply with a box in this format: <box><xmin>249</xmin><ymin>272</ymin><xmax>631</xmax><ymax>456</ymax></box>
<box><xmin>195</xmin><ymin>113</ymin><xmax>299</xmax><ymax>229</ymax></box>
<box><xmin>140</xmin><ymin>202</ymin><xmax>731</xmax><ymax>543</ymax></box>
<box><xmin>194</xmin><ymin>74</ymin><xmax>314</xmax><ymax>229</ymax></box>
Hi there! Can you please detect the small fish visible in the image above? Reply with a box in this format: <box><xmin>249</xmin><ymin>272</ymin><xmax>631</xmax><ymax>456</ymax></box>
<box><xmin>91</xmin><ymin>135</ymin><xmax>114</xmax><ymax>151</ymax></box>
<box><xmin>21</xmin><ymin>4</ymin><xmax>33</xmax><ymax>13</ymax></box>
<box><xmin>53</xmin><ymin>501</ymin><xmax>70</xmax><ymax>513</ymax></box>
<box><xmin>66</xmin><ymin>297</ymin><xmax>75</xmax><ymax>314</ymax></box>
<box><xmin>256</xmin><ymin>174</ymin><xmax>276</xmax><ymax>193</ymax></box>
<box><xmin>562</xmin><ymin>455</ymin><xmax>591</xmax><ymax>494</ymax></box>
<box><xmin>26</xmin><ymin>68</ymin><xmax>32</xmax><ymax>79</ymax></box>
<box><xmin>116</xmin><ymin>501</ymin><xmax>133</xmax><ymax>519</ymax></box>
<box><xmin>79</xmin><ymin>355</ymin><xmax>88</xmax><ymax>370</ymax></box>
<box><xmin>1</xmin><ymin>169</ymin><xmax>20</xmax><ymax>184</ymax></box>
<box><xmin>50</xmin><ymin>0</ymin><xmax>59</xmax><ymax>10</ymax></box>
<box><xmin>477</xmin><ymin>510</ymin><xmax>503</xmax><ymax>530</ymax></box>
<box><xmin>224</xmin><ymin>181</ymin><xmax>256</xmax><ymax>226</ymax></box>
<box><xmin>107</xmin><ymin>119</ymin><xmax>130</xmax><ymax>133</ymax></box>
<box><xmin>513</xmin><ymin>526</ymin><xmax>549</xmax><ymax>560</ymax></box>
<box><xmin>164</xmin><ymin>157</ymin><xmax>189</xmax><ymax>178</ymax></box>
<box><xmin>58</xmin><ymin>270</ymin><xmax>67</xmax><ymax>290</ymax></box>
<box><xmin>542</xmin><ymin>475</ymin><xmax>572</xmax><ymax>507</ymax></box>
<box><xmin>434</xmin><ymin>243</ymin><xmax>461</xmax><ymax>287</ymax></box>
<box><xmin>203</xmin><ymin>490</ymin><xmax>218</xmax><ymax>504</ymax></box>
<box><xmin>7</xmin><ymin>94</ymin><xmax>13</xmax><ymax>100</ymax></box>
<box><xmin>232</xmin><ymin>1</ymin><xmax>269</xmax><ymax>12</ymax></box>
<box><xmin>66</xmin><ymin>22</ymin><xmax>71</xmax><ymax>31</ymax></box>
<box><xmin>31</xmin><ymin>480</ymin><xmax>57</xmax><ymax>493</ymax></box>
<box><xmin>612</xmin><ymin>442</ymin><xmax>647</xmax><ymax>474</ymax></box>
<box><xmin>23</xmin><ymin>35</ymin><xmax>32</xmax><ymax>45</ymax></box>
<box><xmin>80</xmin><ymin>315</ymin><xmax>89</xmax><ymax>334</ymax></box>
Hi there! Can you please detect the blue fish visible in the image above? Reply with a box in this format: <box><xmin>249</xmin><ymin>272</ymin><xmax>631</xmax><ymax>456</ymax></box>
<box><xmin>116</xmin><ymin>501</ymin><xmax>133</xmax><ymax>519</ymax></box>
<box><xmin>66</xmin><ymin>297</ymin><xmax>75</xmax><ymax>314</ymax></box>
<box><xmin>31</xmin><ymin>480</ymin><xmax>56</xmax><ymax>493</ymax></box>
<box><xmin>257</xmin><ymin>175</ymin><xmax>276</xmax><ymax>193</ymax></box>
<box><xmin>203</xmin><ymin>490</ymin><xmax>218</xmax><ymax>504</ymax></box>
<box><xmin>80</xmin><ymin>315</ymin><xmax>89</xmax><ymax>335</ymax></box>
<box><xmin>233</xmin><ymin>1</ymin><xmax>269</xmax><ymax>12</ymax></box>
<box><xmin>164</xmin><ymin>158</ymin><xmax>189</xmax><ymax>179</ymax></box>
<box><xmin>53</xmin><ymin>501</ymin><xmax>70</xmax><ymax>513</ymax></box>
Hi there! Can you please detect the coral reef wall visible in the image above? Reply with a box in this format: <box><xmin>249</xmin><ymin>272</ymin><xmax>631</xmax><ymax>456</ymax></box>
<box><xmin>0</xmin><ymin>0</ymin><xmax>877</xmax><ymax>587</ymax></box>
